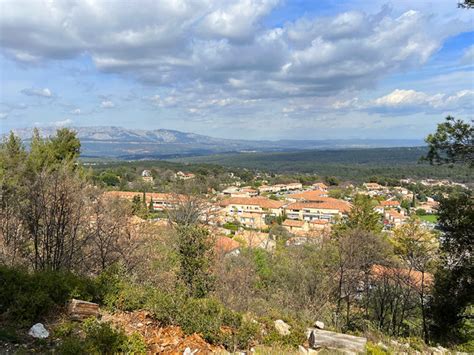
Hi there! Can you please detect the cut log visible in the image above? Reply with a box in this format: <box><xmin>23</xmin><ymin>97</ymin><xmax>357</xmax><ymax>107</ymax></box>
<box><xmin>68</xmin><ymin>299</ymin><xmax>100</xmax><ymax>320</ymax></box>
<box><xmin>307</xmin><ymin>328</ymin><xmax>367</xmax><ymax>353</ymax></box>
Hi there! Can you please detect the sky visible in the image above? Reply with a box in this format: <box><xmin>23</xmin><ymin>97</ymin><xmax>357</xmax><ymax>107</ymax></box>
<box><xmin>0</xmin><ymin>0</ymin><xmax>473</xmax><ymax>140</ymax></box>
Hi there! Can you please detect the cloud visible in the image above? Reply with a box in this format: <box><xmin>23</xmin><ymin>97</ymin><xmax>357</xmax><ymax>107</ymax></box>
<box><xmin>70</xmin><ymin>108</ymin><xmax>82</xmax><ymax>115</ymax></box>
<box><xmin>100</xmin><ymin>100</ymin><xmax>115</xmax><ymax>108</ymax></box>
<box><xmin>337</xmin><ymin>89</ymin><xmax>474</xmax><ymax>115</ymax></box>
<box><xmin>53</xmin><ymin>118</ymin><xmax>73</xmax><ymax>126</ymax></box>
<box><xmin>0</xmin><ymin>1</ymin><xmax>462</xmax><ymax>101</ymax></box>
<box><xmin>0</xmin><ymin>112</ymin><xmax>8</xmax><ymax>119</ymax></box>
<box><xmin>461</xmin><ymin>45</ymin><xmax>474</xmax><ymax>65</ymax></box>
<box><xmin>21</xmin><ymin>87</ymin><xmax>53</xmax><ymax>98</ymax></box>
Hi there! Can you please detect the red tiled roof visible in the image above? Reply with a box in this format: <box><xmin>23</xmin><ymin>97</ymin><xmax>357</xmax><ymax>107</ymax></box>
<box><xmin>220</xmin><ymin>197</ymin><xmax>284</xmax><ymax>209</ymax></box>
<box><xmin>310</xmin><ymin>219</ymin><xmax>329</xmax><ymax>225</ymax></box>
<box><xmin>371</xmin><ymin>264</ymin><xmax>433</xmax><ymax>291</ymax></box>
<box><xmin>287</xmin><ymin>190</ymin><xmax>326</xmax><ymax>201</ymax></box>
<box><xmin>215</xmin><ymin>236</ymin><xmax>240</xmax><ymax>254</ymax></box>
<box><xmin>103</xmin><ymin>191</ymin><xmax>186</xmax><ymax>203</ymax></box>
<box><xmin>282</xmin><ymin>219</ymin><xmax>305</xmax><ymax>227</ymax></box>
<box><xmin>286</xmin><ymin>199</ymin><xmax>351</xmax><ymax>213</ymax></box>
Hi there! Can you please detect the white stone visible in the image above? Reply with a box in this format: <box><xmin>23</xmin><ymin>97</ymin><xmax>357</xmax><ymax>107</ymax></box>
<box><xmin>274</xmin><ymin>319</ymin><xmax>291</xmax><ymax>336</ymax></box>
<box><xmin>314</xmin><ymin>321</ymin><xmax>325</xmax><ymax>329</ymax></box>
<box><xmin>28</xmin><ymin>323</ymin><xmax>49</xmax><ymax>339</ymax></box>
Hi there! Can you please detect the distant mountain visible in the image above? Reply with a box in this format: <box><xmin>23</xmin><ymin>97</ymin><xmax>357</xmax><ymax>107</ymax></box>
<box><xmin>10</xmin><ymin>126</ymin><xmax>424</xmax><ymax>159</ymax></box>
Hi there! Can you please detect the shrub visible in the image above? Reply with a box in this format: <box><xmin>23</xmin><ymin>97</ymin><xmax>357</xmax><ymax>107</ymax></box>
<box><xmin>55</xmin><ymin>319</ymin><xmax>146</xmax><ymax>355</ymax></box>
<box><xmin>145</xmin><ymin>289</ymin><xmax>185</xmax><ymax>325</ymax></box>
<box><xmin>366</xmin><ymin>341</ymin><xmax>390</xmax><ymax>355</ymax></box>
<box><xmin>82</xmin><ymin>318</ymin><xmax>146</xmax><ymax>354</ymax></box>
<box><xmin>0</xmin><ymin>266</ymin><xmax>98</xmax><ymax>324</ymax></box>
<box><xmin>179</xmin><ymin>298</ymin><xmax>227</xmax><ymax>344</ymax></box>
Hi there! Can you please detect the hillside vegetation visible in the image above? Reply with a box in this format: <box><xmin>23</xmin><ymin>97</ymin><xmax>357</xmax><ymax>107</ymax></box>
<box><xmin>175</xmin><ymin>147</ymin><xmax>473</xmax><ymax>182</ymax></box>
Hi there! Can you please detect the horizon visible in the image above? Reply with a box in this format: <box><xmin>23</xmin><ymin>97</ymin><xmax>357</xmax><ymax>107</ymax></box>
<box><xmin>1</xmin><ymin>1</ymin><xmax>473</xmax><ymax>140</ymax></box>
<box><xmin>9</xmin><ymin>124</ymin><xmax>426</xmax><ymax>144</ymax></box>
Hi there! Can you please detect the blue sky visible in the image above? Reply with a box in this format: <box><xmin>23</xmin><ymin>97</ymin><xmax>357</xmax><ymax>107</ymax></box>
<box><xmin>0</xmin><ymin>0</ymin><xmax>473</xmax><ymax>140</ymax></box>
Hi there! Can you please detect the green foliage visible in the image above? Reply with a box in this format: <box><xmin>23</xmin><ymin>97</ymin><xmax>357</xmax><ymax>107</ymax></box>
<box><xmin>0</xmin><ymin>266</ymin><xmax>98</xmax><ymax>324</ymax></box>
<box><xmin>179</xmin><ymin>298</ymin><xmax>242</xmax><ymax>344</ymax></box>
<box><xmin>56</xmin><ymin>318</ymin><xmax>146</xmax><ymax>355</ymax></box>
<box><xmin>145</xmin><ymin>289</ymin><xmax>186</xmax><ymax>326</ymax></box>
<box><xmin>261</xmin><ymin>319</ymin><xmax>306</xmax><ymax>348</ymax></box>
<box><xmin>430</xmin><ymin>191</ymin><xmax>473</xmax><ymax>344</ymax></box>
<box><xmin>223</xmin><ymin>221</ymin><xmax>240</xmax><ymax>231</ymax></box>
<box><xmin>366</xmin><ymin>341</ymin><xmax>390</xmax><ymax>355</ymax></box>
<box><xmin>339</xmin><ymin>194</ymin><xmax>382</xmax><ymax>233</ymax></box>
<box><xmin>176</xmin><ymin>225</ymin><xmax>215</xmax><ymax>298</ymax></box>
<box><xmin>424</xmin><ymin>116</ymin><xmax>473</xmax><ymax>167</ymax></box>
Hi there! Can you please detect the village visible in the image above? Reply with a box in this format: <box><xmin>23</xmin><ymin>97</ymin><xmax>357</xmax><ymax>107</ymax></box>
<box><xmin>102</xmin><ymin>168</ymin><xmax>450</xmax><ymax>257</ymax></box>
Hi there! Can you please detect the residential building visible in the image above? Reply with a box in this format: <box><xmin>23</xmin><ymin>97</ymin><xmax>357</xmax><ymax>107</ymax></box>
<box><xmin>284</xmin><ymin>198</ymin><xmax>351</xmax><ymax>222</ymax></box>
<box><xmin>176</xmin><ymin>171</ymin><xmax>195</xmax><ymax>180</ymax></box>
<box><xmin>141</xmin><ymin>170</ymin><xmax>153</xmax><ymax>183</ymax></box>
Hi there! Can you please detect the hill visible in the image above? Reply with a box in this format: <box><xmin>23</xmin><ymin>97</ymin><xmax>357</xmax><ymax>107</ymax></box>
<box><xmin>173</xmin><ymin>147</ymin><xmax>473</xmax><ymax>182</ymax></box>
<box><xmin>10</xmin><ymin>126</ymin><xmax>423</xmax><ymax>159</ymax></box>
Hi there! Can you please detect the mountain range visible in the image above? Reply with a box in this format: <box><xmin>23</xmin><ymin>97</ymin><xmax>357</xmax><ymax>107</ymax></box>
<box><xmin>10</xmin><ymin>126</ymin><xmax>425</xmax><ymax>159</ymax></box>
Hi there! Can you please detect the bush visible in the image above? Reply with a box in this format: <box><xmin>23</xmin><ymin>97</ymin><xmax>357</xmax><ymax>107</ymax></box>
<box><xmin>56</xmin><ymin>319</ymin><xmax>146</xmax><ymax>355</ymax></box>
<box><xmin>83</xmin><ymin>318</ymin><xmax>146</xmax><ymax>354</ymax></box>
<box><xmin>145</xmin><ymin>289</ymin><xmax>185</xmax><ymax>326</ymax></box>
<box><xmin>0</xmin><ymin>266</ymin><xmax>98</xmax><ymax>324</ymax></box>
<box><xmin>179</xmin><ymin>298</ymin><xmax>229</xmax><ymax>344</ymax></box>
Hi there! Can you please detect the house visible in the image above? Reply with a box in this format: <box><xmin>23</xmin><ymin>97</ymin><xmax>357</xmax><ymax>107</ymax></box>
<box><xmin>309</xmin><ymin>219</ymin><xmax>331</xmax><ymax>231</ymax></box>
<box><xmin>176</xmin><ymin>171</ymin><xmax>195</xmax><ymax>180</ymax></box>
<box><xmin>286</xmin><ymin>182</ymin><xmax>303</xmax><ymax>190</ymax></box>
<box><xmin>363</xmin><ymin>182</ymin><xmax>384</xmax><ymax>191</ymax></box>
<box><xmin>282</xmin><ymin>219</ymin><xmax>309</xmax><ymax>233</ymax></box>
<box><xmin>312</xmin><ymin>182</ymin><xmax>328</xmax><ymax>191</ymax></box>
<box><xmin>380</xmin><ymin>200</ymin><xmax>401</xmax><ymax>208</ymax></box>
<box><xmin>258</xmin><ymin>185</ymin><xmax>282</xmax><ymax>194</ymax></box>
<box><xmin>286</xmin><ymin>189</ymin><xmax>328</xmax><ymax>201</ymax></box>
<box><xmin>215</xmin><ymin>236</ymin><xmax>241</xmax><ymax>257</ymax></box>
<box><xmin>284</xmin><ymin>198</ymin><xmax>351</xmax><ymax>222</ymax></box>
<box><xmin>222</xmin><ymin>186</ymin><xmax>258</xmax><ymax>197</ymax></box>
<box><xmin>141</xmin><ymin>170</ymin><xmax>153</xmax><ymax>183</ymax></box>
<box><xmin>220</xmin><ymin>197</ymin><xmax>284</xmax><ymax>216</ymax></box>
<box><xmin>370</xmin><ymin>265</ymin><xmax>433</xmax><ymax>292</ymax></box>
<box><xmin>237</xmin><ymin>212</ymin><xmax>267</xmax><ymax>229</ymax></box>
<box><xmin>103</xmin><ymin>191</ymin><xmax>185</xmax><ymax>211</ymax></box>
<box><xmin>384</xmin><ymin>209</ymin><xmax>406</xmax><ymax>226</ymax></box>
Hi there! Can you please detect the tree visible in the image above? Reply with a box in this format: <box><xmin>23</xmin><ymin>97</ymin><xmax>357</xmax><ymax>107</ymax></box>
<box><xmin>175</xmin><ymin>225</ymin><xmax>214</xmax><ymax>298</ymax></box>
<box><xmin>423</xmin><ymin>118</ymin><xmax>473</xmax><ymax>345</ymax></box>
<box><xmin>0</xmin><ymin>133</ymin><xmax>28</xmax><ymax>265</ymax></box>
<box><xmin>429</xmin><ymin>192</ymin><xmax>473</xmax><ymax>344</ymax></box>
<box><xmin>423</xmin><ymin>116</ymin><xmax>473</xmax><ymax>167</ymax></box>
<box><xmin>334</xmin><ymin>229</ymin><xmax>390</xmax><ymax>330</ymax></box>
<box><xmin>340</xmin><ymin>194</ymin><xmax>382</xmax><ymax>233</ymax></box>
<box><xmin>392</xmin><ymin>218</ymin><xmax>438</xmax><ymax>341</ymax></box>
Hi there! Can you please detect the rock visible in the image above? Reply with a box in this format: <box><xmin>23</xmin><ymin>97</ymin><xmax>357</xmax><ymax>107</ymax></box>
<box><xmin>307</xmin><ymin>328</ymin><xmax>366</xmax><ymax>353</ymax></box>
<box><xmin>68</xmin><ymin>299</ymin><xmax>100</xmax><ymax>320</ymax></box>
<box><xmin>314</xmin><ymin>321</ymin><xmax>325</xmax><ymax>329</ymax></box>
<box><xmin>183</xmin><ymin>347</ymin><xmax>198</xmax><ymax>355</ymax></box>
<box><xmin>377</xmin><ymin>342</ymin><xmax>388</xmax><ymax>351</ymax></box>
<box><xmin>274</xmin><ymin>319</ymin><xmax>291</xmax><ymax>336</ymax></box>
<box><xmin>28</xmin><ymin>323</ymin><xmax>49</xmax><ymax>339</ymax></box>
<box><xmin>298</xmin><ymin>345</ymin><xmax>318</xmax><ymax>354</ymax></box>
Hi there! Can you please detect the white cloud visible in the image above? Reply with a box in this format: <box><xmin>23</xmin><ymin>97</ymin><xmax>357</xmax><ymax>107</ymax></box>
<box><xmin>21</xmin><ymin>87</ymin><xmax>53</xmax><ymax>98</ymax></box>
<box><xmin>70</xmin><ymin>108</ymin><xmax>82</xmax><ymax>115</ymax></box>
<box><xmin>349</xmin><ymin>89</ymin><xmax>474</xmax><ymax>114</ymax></box>
<box><xmin>0</xmin><ymin>112</ymin><xmax>8</xmax><ymax>119</ymax></box>
<box><xmin>53</xmin><ymin>119</ymin><xmax>73</xmax><ymax>127</ymax></box>
<box><xmin>100</xmin><ymin>100</ymin><xmax>115</xmax><ymax>108</ymax></box>
<box><xmin>0</xmin><ymin>1</ymin><xmax>462</xmax><ymax>100</ymax></box>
